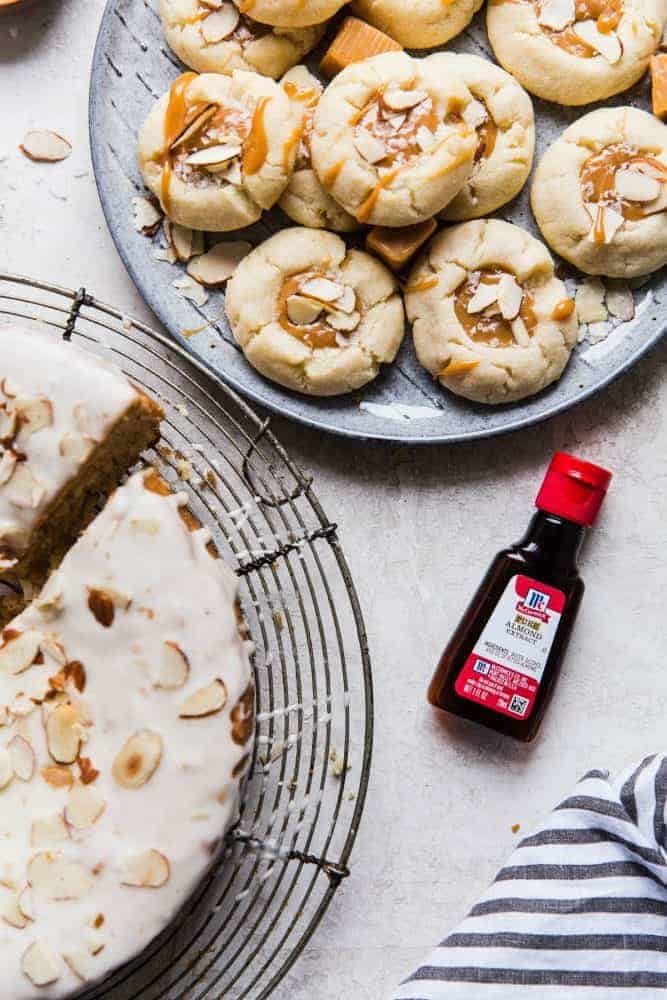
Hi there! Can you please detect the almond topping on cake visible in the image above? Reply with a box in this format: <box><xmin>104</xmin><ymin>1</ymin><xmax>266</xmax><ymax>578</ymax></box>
<box><xmin>112</xmin><ymin>731</ymin><xmax>163</xmax><ymax>788</ymax></box>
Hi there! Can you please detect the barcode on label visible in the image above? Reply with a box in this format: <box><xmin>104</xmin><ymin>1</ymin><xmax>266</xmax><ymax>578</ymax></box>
<box><xmin>508</xmin><ymin>694</ymin><xmax>530</xmax><ymax>716</ymax></box>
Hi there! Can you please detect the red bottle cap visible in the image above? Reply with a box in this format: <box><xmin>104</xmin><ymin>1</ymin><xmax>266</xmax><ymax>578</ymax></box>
<box><xmin>535</xmin><ymin>452</ymin><xmax>612</xmax><ymax>527</ymax></box>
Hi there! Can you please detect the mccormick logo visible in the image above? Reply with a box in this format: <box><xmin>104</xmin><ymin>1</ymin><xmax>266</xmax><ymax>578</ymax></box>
<box><xmin>516</xmin><ymin>587</ymin><xmax>551</xmax><ymax>622</ymax></box>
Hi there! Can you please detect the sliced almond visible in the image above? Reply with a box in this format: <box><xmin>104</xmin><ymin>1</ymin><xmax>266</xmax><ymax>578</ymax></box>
<box><xmin>200</xmin><ymin>3</ymin><xmax>240</xmax><ymax>43</ymax></box>
<box><xmin>18</xmin><ymin>888</ymin><xmax>34</xmax><ymax>922</ymax></box>
<box><xmin>179</xmin><ymin>679</ymin><xmax>228</xmax><ymax>718</ymax></box>
<box><xmin>511</xmin><ymin>316</ymin><xmax>531</xmax><ymax>346</ymax></box>
<box><xmin>41</xmin><ymin>765</ymin><xmax>73</xmax><ymax>790</ymax></box>
<box><xmin>327</xmin><ymin>309</ymin><xmax>361</xmax><ymax>332</ymax></box>
<box><xmin>120</xmin><ymin>849</ymin><xmax>170</xmax><ymax>888</ymax></box>
<box><xmin>131</xmin><ymin>196</ymin><xmax>163</xmax><ymax>236</ymax></box>
<box><xmin>588</xmin><ymin>205</ymin><xmax>624</xmax><ymax>244</ymax></box>
<box><xmin>2</xmin><ymin>892</ymin><xmax>30</xmax><ymax>929</ymax></box>
<box><xmin>171</xmin><ymin>224</ymin><xmax>197</xmax><ymax>263</ymax></box>
<box><xmin>9</xmin><ymin>735</ymin><xmax>35</xmax><ymax>781</ymax></box>
<box><xmin>112</xmin><ymin>731</ymin><xmax>163</xmax><ymax>788</ymax></box>
<box><xmin>15</xmin><ymin>397</ymin><xmax>53</xmax><ymax>436</ymax></box>
<box><xmin>384</xmin><ymin>112</ymin><xmax>406</xmax><ymax>129</ymax></box>
<box><xmin>7</xmin><ymin>463</ymin><xmax>45</xmax><ymax>510</ymax></box>
<box><xmin>615</xmin><ymin>167</ymin><xmax>661</xmax><ymax>202</ymax></box>
<box><xmin>31</xmin><ymin>813</ymin><xmax>69</xmax><ymax>847</ymax></box>
<box><xmin>64</xmin><ymin>951</ymin><xmax>93</xmax><ymax>982</ymax></box>
<box><xmin>572</xmin><ymin>20</ymin><xmax>622</xmax><ymax>63</ymax></box>
<box><xmin>416</xmin><ymin>126</ymin><xmax>436</xmax><ymax>152</ymax></box>
<box><xmin>286</xmin><ymin>294</ymin><xmax>323</xmax><ymax>326</ymax></box>
<box><xmin>0</xmin><ymin>747</ymin><xmax>13</xmax><ymax>790</ymax></box>
<box><xmin>334</xmin><ymin>285</ymin><xmax>356</xmax><ymax>314</ymax></box>
<box><xmin>58</xmin><ymin>432</ymin><xmax>92</xmax><ymax>462</ymax></box>
<box><xmin>461</xmin><ymin>98</ymin><xmax>488</xmax><ymax>129</ymax></box>
<box><xmin>467</xmin><ymin>281</ymin><xmax>499</xmax><ymax>314</ymax></box>
<box><xmin>10</xmin><ymin>693</ymin><xmax>38</xmax><ymax>719</ymax></box>
<box><xmin>187</xmin><ymin>240</ymin><xmax>251</xmax><ymax>286</ymax></box>
<box><xmin>21</xmin><ymin>941</ymin><xmax>60</xmax><ymax>986</ymax></box>
<box><xmin>173</xmin><ymin>274</ymin><xmax>209</xmax><ymax>307</ymax></box>
<box><xmin>383</xmin><ymin>88</ymin><xmax>428</xmax><ymax>112</ymax></box>
<box><xmin>155</xmin><ymin>641</ymin><xmax>190</xmax><ymax>689</ymax></box>
<box><xmin>497</xmin><ymin>274</ymin><xmax>523</xmax><ymax>320</ymax></box>
<box><xmin>299</xmin><ymin>276</ymin><xmax>344</xmax><ymax>302</ymax></box>
<box><xmin>170</xmin><ymin>105</ymin><xmax>217</xmax><ymax>151</ymax></box>
<box><xmin>185</xmin><ymin>143</ymin><xmax>241</xmax><ymax>167</ymax></box>
<box><xmin>0</xmin><ymin>630</ymin><xmax>41</xmax><ymax>675</ymax></box>
<box><xmin>354</xmin><ymin>130</ymin><xmax>387</xmax><ymax>164</ymax></box>
<box><xmin>46</xmin><ymin>702</ymin><xmax>85</xmax><ymax>765</ymax></box>
<box><xmin>575</xmin><ymin>276</ymin><xmax>607</xmax><ymax>323</ymax></box>
<box><xmin>0</xmin><ymin>407</ymin><xmax>18</xmax><ymax>442</ymax></box>
<box><xmin>212</xmin><ymin>158</ymin><xmax>243</xmax><ymax>184</ymax></box>
<box><xmin>20</xmin><ymin>130</ymin><xmax>72</xmax><ymax>163</ymax></box>
<box><xmin>65</xmin><ymin>783</ymin><xmax>105</xmax><ymax>830</ymax></box>
<box><xmin>605</xmin><ymin>281</ymin><xmax>635</xmax><ymax>321</ymax></box>
<box><xmin>538</xmin><ymin>0</ymin><xmax>575</xmax><ymax>30</ymax></box>
<box><xmin>27</xmin><ymin>853</ymin><xmax>92</xmax><ymax>901</ymax></box>
<box><xmin>0</xmin><ymin>449</ymin><xmax>17</xmax><ymax>486</ymax></box>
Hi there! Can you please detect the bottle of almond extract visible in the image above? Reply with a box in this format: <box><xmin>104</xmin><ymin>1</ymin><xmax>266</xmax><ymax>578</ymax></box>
<box><xmin>428</xmin><ymin>453</ymin><xmax>612</xmax><ymax>742</ymax></box>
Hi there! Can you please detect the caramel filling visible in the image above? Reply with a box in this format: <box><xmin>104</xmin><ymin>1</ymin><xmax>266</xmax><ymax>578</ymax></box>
<box><xmin>454</xmin><ymin>268</ymin><xmax>536</xmax><ymax>346</ymax></box>
<box><xmin>552</xmin><ymin>298</ymin><xmax>576</xmax><ymax>321</ymax></box>
<box><xmin>475</xmin><ymin>114</ymin><xmax>498</xmax><ymax>164</ymax></box>
<box><xmin>535</xmin><ymin>0</ymin><xmax>623</xmax><ymax>56</ymax></box>
<box><xmin>242</xmin><ymin>97</ymin><xmax>269</xmax><ymax>176</ymax></box>
<box><xmin>580</xmin><ymin>142</ymin><xmax>667</xmax><ymax>223</ymax></box>
<box><xmin>277</xmin><ymin>272</ymin><xmax>358</xmax><ymax>350</ymax></box>
<box><xmin>354</xmin><ymin>88</ymin><xmax>453</xmax><ymax>170</ymax></box>
<box><xmin>155</xmin><ymin>73</ymin><xmax>272</xmax><ymax>208</ymax></box>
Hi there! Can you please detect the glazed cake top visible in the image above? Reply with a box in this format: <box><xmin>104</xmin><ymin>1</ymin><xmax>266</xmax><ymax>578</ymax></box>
<box><xmin>0</xmin><ymin>469</ymin><xmax>254</xmax><ymax>997</ymax></box>
<box><xmin>0</xmin><ymin>326</ymin><xmax>140</xmax><ymax>568</ymax></box>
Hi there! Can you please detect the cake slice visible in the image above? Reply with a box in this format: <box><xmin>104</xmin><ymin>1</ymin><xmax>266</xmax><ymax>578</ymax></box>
<box><xmin>0</xmin><ymin>326</ymin><xmax>162</xmax><ymax>624</ymax></box>
<box><xmin>0</xmin><ymin>469</ymin><xmax>254</xmax><ymax>998</ymax></box>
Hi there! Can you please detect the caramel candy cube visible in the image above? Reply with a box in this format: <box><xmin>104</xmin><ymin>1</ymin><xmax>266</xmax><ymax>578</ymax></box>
<box><xmin>366</xmin><ymin>219</ymin><xmax>437</xmax><ymax>272</ymax></box>
<box><xmin>651</xmin><ymin>54</ymin><xmax>667</xmax><ymax>119</ymax></box>
<box><xmin>320</xmin><ymin>16</ymin><xmax>402</xmax><ymax>78</ymax></box>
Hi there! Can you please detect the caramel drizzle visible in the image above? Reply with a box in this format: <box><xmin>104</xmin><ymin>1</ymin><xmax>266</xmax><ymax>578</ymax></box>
<box><xmin>159</xmin><ymin>72</ymin><xmax>203</xmax><ymax>213</ymax></box>
<box><xmin>405</xmin><ymin>275</ymin><xmax>439</xmax><ymax>293</ymax></box>
<box><xmin>552</xmin><ymin>298</ymin><xmax>575</xmax><ymax>321</ymax></box>
<box><xmin>242</xmin><ymin>97</ymin><xmax>270</xmax><ymax>176</ymax></box>
<box><xmin>475</xmin><ymin>115</ymin><xmax>498</xmax><ymax>164</ymax></box>
<box><xmin>322</xmin><ymin>159</ymin><xmax>346</xmax><ymax>189</ymax></box>
<box><xmin>453</xmin><ymin>268</ymin><xmax>537</xmax><ymax>346</ymax></box>
<box><xmin>356</xmin><ymin>169</ymin><xmax>400</xmax><ymax>223</ymax></box>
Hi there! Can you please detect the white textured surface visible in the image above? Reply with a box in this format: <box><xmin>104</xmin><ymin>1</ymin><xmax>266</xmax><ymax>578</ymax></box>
<box><xmin>2</xmin><ymin>3</ymin><xmax>667</xmax><ymax>998</ymax></box>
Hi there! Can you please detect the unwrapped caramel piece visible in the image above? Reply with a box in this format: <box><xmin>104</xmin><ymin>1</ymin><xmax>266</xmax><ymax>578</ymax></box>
<box><xmin>320</xmin><ymin>16</ymin><xmax>402</xmax><ymax>78</ymax></box>
<box><xmin>366</xmin><ymin>219</ymin><xmax>437</xmax><ymax>272</ymax></box>
<box><xmin>651</xmin><ymin>55</ymin><xmax>667</xmax><ymax>119</ymax></box>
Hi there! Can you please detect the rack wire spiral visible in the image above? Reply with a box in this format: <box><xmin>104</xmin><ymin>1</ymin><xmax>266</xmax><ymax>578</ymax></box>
<box><xmin>0</xmin><ymin>272</ymin><xmax>373</xmax><ymax>1000</ymax></box>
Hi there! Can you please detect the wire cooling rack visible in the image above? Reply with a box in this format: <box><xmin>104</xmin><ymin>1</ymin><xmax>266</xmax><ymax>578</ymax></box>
<box><xmin>0</xmin><ymin>272</ymin><xmax>373</xmax><ymax>1000</ymax></box>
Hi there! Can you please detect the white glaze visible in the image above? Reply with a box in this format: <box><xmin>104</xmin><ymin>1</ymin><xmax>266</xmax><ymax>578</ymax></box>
<box><xmin>0</xmin><ymin>470</ymin><xmax>253</xmax><ymax>998</ymax></box>
<box><xmin>0</xmin><ymin>326</ymin><xmax>139</xmax><ymax>563</ymax></box>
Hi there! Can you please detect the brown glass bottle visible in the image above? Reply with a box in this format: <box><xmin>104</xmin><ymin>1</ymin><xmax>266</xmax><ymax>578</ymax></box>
<box><xmin>428</xmin><ymin>453</ymin><xmax>612</xmax><ymax>742</ymax></box>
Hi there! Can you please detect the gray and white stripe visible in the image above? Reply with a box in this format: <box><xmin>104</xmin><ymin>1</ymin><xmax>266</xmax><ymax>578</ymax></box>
<box><xmin>392</xmin><ymin>754</ymin><xmax>667</xmax><ymax>998</ymax></box>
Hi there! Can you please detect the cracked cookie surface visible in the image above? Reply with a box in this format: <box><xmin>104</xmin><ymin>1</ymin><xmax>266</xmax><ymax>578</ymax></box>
<box><xmin>428</xmin><ymin>53</ymin><xmax>535</xmax><ymax>222</ymax></box>
<box><xmin>350</xmin><ymin>0</ymin><xmax>485</xmax><ymax>47</ymax></box>
<box><xmin>310</xmin><ymin>51</ymin><xmax>478</xmax><ymax>228</ymax></box>
<box><xmin>278</xmin><ymin>66</ymin><xmax>360</xmax><ymax>232</ymax></box>
<box><xmin>160</xmin><ymin>0</ymin><xmax>326</xmax><ymax>79</ymax></box>
<box><xmin>531</xmin><ymin>107</ymin><xmax>667</xmax><ymax>277</ymax></box>
<box><xmin>137</xmin><ymin>70</ymin><xmax>299</xmax><ymax>231</ymax></box>
<box><xmin>238</xmin><ymin>0</ymin><xmax>346</xmax><ymax>28</ymax></box>
<box><xmin>487</xmin><ymin>0</ymin><xmax>664</xmax><ymax>105</ymax></box>
<box><xmin>405</xmin><ymin>219</ymin><xmax>578</xmax><ymax>404</ymax></box>
<box><xmin>225</xmin><ymin>227</ymin><xmax>405</xmax><ymax>395</ymax></box>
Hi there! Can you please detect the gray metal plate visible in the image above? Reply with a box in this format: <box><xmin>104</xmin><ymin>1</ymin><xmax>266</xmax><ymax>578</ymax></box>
<box><xmin>90</xmin><ymin>0</ymin><xmax>667</xmax><ymax>443</ymax></box>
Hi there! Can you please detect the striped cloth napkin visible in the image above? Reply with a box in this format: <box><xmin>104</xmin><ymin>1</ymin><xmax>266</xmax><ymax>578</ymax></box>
<box><xmin>392</xmin><ymin>754</ymin><xmax>667</xmax><ymax>999</ymax></box>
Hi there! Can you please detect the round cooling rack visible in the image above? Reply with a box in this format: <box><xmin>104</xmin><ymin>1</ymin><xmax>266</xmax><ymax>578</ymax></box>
<box><xmin>0</xmin><ymin>272</ymin><xmax>373</xmax><ymax>1000</ymax></box>
<box><xmin>89</xmin><ymin>0</ymin><xmax>667</xmax><ymax>445</ymax></box>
